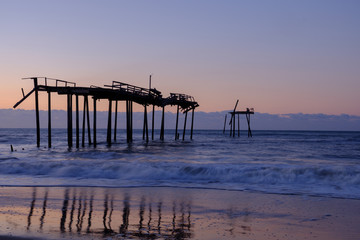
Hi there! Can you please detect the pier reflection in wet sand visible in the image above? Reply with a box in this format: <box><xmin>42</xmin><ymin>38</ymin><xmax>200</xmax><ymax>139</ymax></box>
<box><xmin>3</xmin><ymin>187</ymin><xmax>199</xmax><ymax>239</ymax></box>
<box><xmin>2</xmin><ymin>186</ymin><xmax>353</xmax><ymax>240</ymax></box>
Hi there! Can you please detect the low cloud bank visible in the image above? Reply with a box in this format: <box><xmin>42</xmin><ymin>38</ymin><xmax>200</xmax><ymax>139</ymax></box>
<box><xmin>1</xmin><ymin>109</ymin><xmax>359</xmax><ymax>131</ymax></box>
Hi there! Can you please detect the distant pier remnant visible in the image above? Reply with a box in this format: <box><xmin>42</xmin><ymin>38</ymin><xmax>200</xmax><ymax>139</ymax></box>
<box><xmin>223</xmin><ymin>100</ymin><xmax>254</xmax><ymax>137</ymax></box>
<box><xmin>13</xmin><ymin>77</ymin><xmax>199</xmax><ymax>148</ymax></box>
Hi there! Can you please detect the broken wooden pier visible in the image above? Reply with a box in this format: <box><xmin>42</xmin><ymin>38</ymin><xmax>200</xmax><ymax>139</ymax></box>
<box><xmin>13</xmin><ymin>77</ymin><xmax>199</xmax><ymax>148</ymax></box>
<box><xmin>223</xmin><ymin>100</ymin><xmax>254</xmax><ymax>137</ymax></box>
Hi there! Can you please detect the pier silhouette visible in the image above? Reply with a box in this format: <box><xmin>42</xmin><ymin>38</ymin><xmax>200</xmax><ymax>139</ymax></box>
<box><xmin>13</xmin><ymin>77</ymin><xmax>199</xmax><ymax>148</ymax></box>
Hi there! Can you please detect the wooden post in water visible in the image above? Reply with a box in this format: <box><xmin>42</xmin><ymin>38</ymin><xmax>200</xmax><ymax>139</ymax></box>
<box><xmin>182</xmin><ymin>111</ymin><xmax>188</xmax><ymax>141</ymax></box>
<box><xmin>237</xmin><ymin>113</ymin><xmax>240</xmax><ymax>137</ymax></box>
<box><xmin>175</xmin><ymin>105</ymin><xmax>179</xmax><ymax>140</ymax></box>
<box><xmin>223</xmin><ymin>114</ymin><xmax>227</xmax><ymax>134</ymax></box>
<box><xmin>48</xmin><ymin>91</ymin><xmax>51</xmax><ymax>148</ymax></box>
<box><xmin>152</xmin><ymin>105</ymin><xmax>155</xmax><ymax>140</ymax></box>
<box><xmin>82</xmin><ymin>96</ymin><xmax>86</xmax><ymax>147</ymax></box>
<box><xmin>67</xmin><ymin>94</ymin><xmax>73</xmax><ymax>148</ymax></box>
<box><xmin>246</xmin><ymin>112</ymin><xmax>252</xmax><ymax>137</ymax></box>
<box><xmin>144</xmin><ymin>105</ymin><xmax>149</xmax><ymax>142</ymax></box>
<box><xmin>126</xmin><ymin>100</ymin><xmax>129</xmax><ymax>143</ymax></box>
<box><xmin>232</xmin><ymin>113</ymin><xmax>236</xmax><ymax>137</ymax></box>
<box><xmin>130</xmin><ymin>101</ymin><xmax>133</xmax><ymax>142</ymax></box>
<box><xmin>143</xmin><ymin>105</ymin><xmax>146</xmax><ymax>140</ymax></box>
<box><xmin>160</xmin><ymin>106</ymin><xmax>165</xmax><ymax>140</ymax></box>
<box><xmin>229</xmin><ymin>114</ymin><xmax>233</xmax><ymax>137</ymax></box>
<box><xmin>231</xmin><ymin>100</ymin><xmax>239</xmax><ymax>138</ymax></box>
<box><xmin>93</xmin><ymin>98</ymin><xmax>97</xmax><ymax>147</ymax></box>
<box><xmin>82</xmin><ymin>95</ymin><xmax>91</xmax><ymax>146</ymax></box>
<box><xmin>107</xmin><ymin>99</ymin><xmax>112</xmax><ymax>146</ymax></box>
<box><xmin>114</xmin><ymin>100</ymin><xmax>118</xmax><ymax>141</ymax></box>
<box><xmin>34</xmin><ymin>78</ymin><xmax>40</xmax><ymax>148</ymax></box>
<box><xmin>126</xmin><ymin>100</ymin><xmax>133</xmax><ymax>143</ymax></box>
<box><xmin>190</xmin><ymin>108</ymin><xmax>195</xmax><ymax>140</ymax></box>
<box><xmin>76</xmin><ymin>95</ymin><xmax>79</xmax><ymax>148</ymax></box>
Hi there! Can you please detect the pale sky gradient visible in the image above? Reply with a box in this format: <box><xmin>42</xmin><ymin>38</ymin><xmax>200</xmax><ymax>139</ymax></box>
<box><xmin>1</xmin><ymin>0</ymin><xmax>359</xmax><ymax>115</ymax></box>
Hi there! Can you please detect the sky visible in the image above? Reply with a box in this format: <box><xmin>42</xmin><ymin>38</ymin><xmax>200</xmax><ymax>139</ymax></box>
<box><xmin>1</xmin><ymin>0</ymin><xmax>360</xmax><ymax>115</ymax></box>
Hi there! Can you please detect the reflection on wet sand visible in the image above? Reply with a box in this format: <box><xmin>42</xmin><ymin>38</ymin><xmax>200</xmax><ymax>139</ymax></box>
<box><xmin>23</xmin><ymin>188</ymin><xmax>194</xmax><ymax>239</ymax></box>
<box><xmin>1</xmin><ymin>186</ymin><xmax>355</xmax><ymax>240</ymax></box>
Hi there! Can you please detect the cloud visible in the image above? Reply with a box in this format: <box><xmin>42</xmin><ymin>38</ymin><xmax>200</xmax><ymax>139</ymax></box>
<box><xmin>0</xmin><ymin>109</ymin><xmax>359</xmax><ymax>131</ymax></box>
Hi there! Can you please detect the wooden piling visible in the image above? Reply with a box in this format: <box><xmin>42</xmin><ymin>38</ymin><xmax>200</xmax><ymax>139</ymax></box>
<box><xmin>152</xmin><ymin>105</ymin><xmax>155</xmax><ymax>140</ymax></box>
<box><xmin>126</xmin><ymin>100</ymin><xmax>129</xmax><ymax>142</ymax></box>
<box><xmin>67</xmin><ymin>94</ymin><xmax>73</xmax><ymax>148</ymax></box>
<box><xmin>114</xmin><ymin>100</ymin><xmax>118</xmax><ymax>141</ymax></box>
<box><xmin>34</xmin><ymin>78</ymin><xmax>40</xmax><ymax>148</ymax></box>
<box><xmin>190</xmin><ymin>108</ymin><xmax>194</xmax><ymax>140</ymax></box>
<box><xmin>143</xmin><ymin>105</ymin><xmax>149</xmax><ymax>142</ymax></box>
<box><xmin>237</xmin><ymin>113</ymin><xmax>240</xmax><ymax>137</ymax></box>
<box><xmin>93</xmin><ymin>98</ymin><xmax>97</xmax><ymax>147</ymax></box>
<box><xmin>229</xmin><ymin>114</ymin><xmax>233</xmax><ymax>137</ymax></box>
<box><xmin>48</xmin><ymin>91</ymin><xmax>51</xmax><ymax>148</ymax></box>
<box><xmin>175</xmin><ymin>105</ymin><xmax>179</xmax><ymax>140</ymax></box>
<box><xmin>233</xmin><ymin>114</ymin><xmax>236</xmax><ymax>137</ymax></box>
<box><xmin>143</xmin><ymin>105</ymin><xmax>146</xmax><ymax>140</ymax></box>
<box><xmin>246</xmin><ymin>113</ymin><xmax>252</xmax><ymax>137</ymax></box>
<box><xmin>86</xmin><ymin>96</ymin><xmax>91</xmax><ymax>145</ymax></box>
<box><xmin>126</xmin><ymin>100</ymin><xmax>133</xmax><ymax>143</ymax></box>
<box><xmin>130</xmin><ymin>101</ymin><xmax>133</xmax><ymax>142</ymax></box>
<box><xmin>182</xmin><ymin>111</ymin><xmax>188</xmax><ymax>141</ymax></box>
<box><xmin>76</xmin><ymin>95</ymin><xmax>79</xmax><ymax>148</ymax></box>
<box><xmin>223</xmin><ymin>114</ymin><xmax>227</xmax><ymax>134</ymax></box>
<box><xmin>107</xmin><ymin>100</ymin><xmax>112</xmax><ymax>146</ymax></box>
<box><xmin>160</xmin><ymin>106</ymin><xmax>165</xmax><ymax>140</ymax></box>
<box><xmin>82</xmin><ymin>96</ymin><xmax>86</xmax><ymax>147</ymax></box>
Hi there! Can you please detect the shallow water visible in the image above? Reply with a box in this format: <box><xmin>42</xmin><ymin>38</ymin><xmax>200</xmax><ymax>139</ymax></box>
<box><xmin>0</xmin><ymin>129</ymin><xmax>359</xmax><ymax>199</ymax></box>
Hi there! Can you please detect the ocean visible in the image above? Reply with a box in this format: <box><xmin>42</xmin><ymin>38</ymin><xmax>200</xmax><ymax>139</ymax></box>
<box><xmin>0</xmin><ymin>129</ymin><xmax>359</xmax><ymax>199</ymax></box>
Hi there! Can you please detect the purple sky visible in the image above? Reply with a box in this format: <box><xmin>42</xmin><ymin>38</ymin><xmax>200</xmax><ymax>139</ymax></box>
<box><xmin>1</xmin><ymin>0</ymin><xmax>360</xmax><ymax>115</ymax></box>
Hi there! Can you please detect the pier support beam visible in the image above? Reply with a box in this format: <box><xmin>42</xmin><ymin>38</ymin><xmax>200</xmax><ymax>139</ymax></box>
<box><xmin>126</xmin><ymin>100</ymin><xmax>133</xmax><ymax>143</ymax></box>
<box><xmin>160</xmin><ymin>106</ymin><xmax>165</xmax><ymax>140</ymax></box>
<box><xmin>232</xmin><ymin>114</ymin><xmax>236</xmax><ymax>137</ymax></box>
<box><xmin>229</xmin><ymin>114</ymin><xmax>233</xmax><ymax>137</ymax></box>
<box><xmin>246</xmin><ymin>113</ymin><xmax>252</xmax><ymax>137</ymax></box>
<box><xmin>223</xmin><ymin>114</ymin><xmax>227</xmax><ymax>134</ymax></box>
<box><xmin>130</xmin><ymin>101</ymin><xmax>133</xmax><ymax>141</ymax></box>
<box><xmin>76</xmin><ymin>95</ymin><xmax>79</xmax><ymax>148</ymax></box>
<box><xmin>67</xmin><ymin>94</ymin><xmax>73</xmax><ymax>148</ymax></box>
<box><xmin>34</xmin><ymin>78</ymin><xmax>40</xmax><ymax>148</ymax></box>
<box><xmin>143</xmin><ymin>105</ymin><xmax>149</xmax><ymax>142</ymax></box>
<box><xmin>82</xmin><ymin>95</ymin><xmax>91</xmax><ymax>147</ymax></box>
<box><xmin>93</xmin><ymin>98</ymin><xmax>97</xmax><ymax>147</ymax></box>
<box><xmin>107</xmin><ymin>100</ymin><xmax>112</xmax><ymax>146</ymax></box>
<box><xmin>48</xmin><ymin>91</ymin><xmax>51</xmax><ymax>148</ymax></box>
<box><xmin>82</xmin><ymin>96</ymin><xmax>86</xmax><ymax>147</ymax></box>
<box><xmin>238</xmin><ymin>113</ymin><xmax>240</xmax><ymax>137</ymax></box>
<box><xmin>175</xmin><ymin>105</ymin><xmax>179</xmax><ymax>140</ymax></box>
<box><xmin>182</xmin><ymin>111</ymin><xmax>188</xmax><ymax>141</ymax></box>
<box><xmin>152</xmin><ymin>105</ymin><xmax>155</xmax><ymax>140</ymax></box>
<box><xmin>190</xmin><ymin>108</ymin><xmax>195</xmax><ymax>140</ymax></box>
<box><xmin>114</xmin><ymin>100</ymin><xmax>118</xmax><ymax>142</ymax></box>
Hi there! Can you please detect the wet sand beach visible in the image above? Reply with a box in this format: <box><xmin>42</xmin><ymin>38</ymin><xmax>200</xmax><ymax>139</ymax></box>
<box><xmin>0</xmin><ymin>186</ymin><xmax>359</xmax><ymax>240</ymax></box>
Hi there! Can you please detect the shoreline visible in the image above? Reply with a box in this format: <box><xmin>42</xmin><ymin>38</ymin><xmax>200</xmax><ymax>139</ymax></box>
<box><xmin>1</xmin><ymin>184</ymin><xmax>359</xmax><ymax>201</ymax></box>
<box><xmin>0</xmin><ymin>186</ymin><xmax>359</xmax><ymax>240</ymax></box>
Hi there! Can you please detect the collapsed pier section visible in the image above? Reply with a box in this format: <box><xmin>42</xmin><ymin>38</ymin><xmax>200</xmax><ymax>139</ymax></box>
<box><xmin>13</xmin><ymin>77</ymin><xmax>199</xmax><ymax>148</ymax></box>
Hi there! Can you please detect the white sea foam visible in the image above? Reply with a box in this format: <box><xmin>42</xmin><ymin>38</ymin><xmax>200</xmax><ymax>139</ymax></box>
<box><xmin>0</xmin><ymin>129</ymin><xmax>359</xmax><ymax>199</ymax></box>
